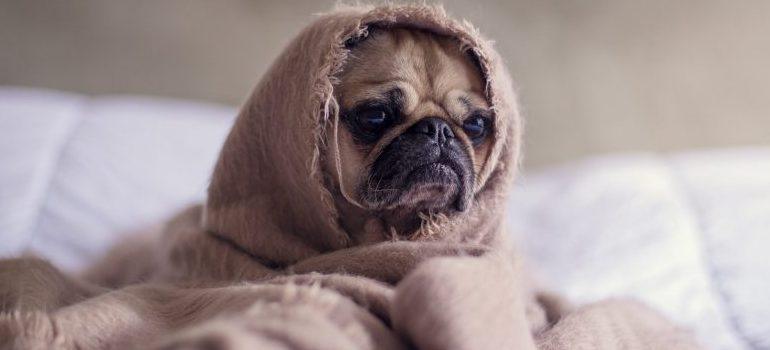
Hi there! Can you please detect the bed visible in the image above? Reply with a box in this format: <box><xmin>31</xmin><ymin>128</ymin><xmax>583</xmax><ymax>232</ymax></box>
<box><xmin>1</xmin><ymin>87</ymin><xmax>767</xmax><ymax>349</ymax></box>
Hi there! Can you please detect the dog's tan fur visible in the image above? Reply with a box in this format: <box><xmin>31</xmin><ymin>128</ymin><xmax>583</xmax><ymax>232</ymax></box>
<box><xmin>0</xmin><ymin>4</ymin><xmax>701</xmax><ymax>350</ymax></box>
<box><xmin>330</xmin><ymin>28</ymin><xmax>494</xmax><ymax>243</ymax></box>
<box><xmin>333</xmin><ymin>28</ymin><xmax>493</xmax><ymax>177</ymax></box>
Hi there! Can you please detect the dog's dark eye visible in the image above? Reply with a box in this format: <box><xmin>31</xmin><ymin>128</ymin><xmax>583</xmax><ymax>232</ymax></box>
<box><xmin>357</xmin><ymin>108</ymin><xmax>390</xmax><ymax>131</ymax></box>
<box><xmin>346</xmin><ymin>106</ymin><xmax>394</xmax><ymax>143</ymax></box>
<box><xmin>463</xmin><ymin>115</ymin><xmax>491</xmax><ymax>144</ymax></box>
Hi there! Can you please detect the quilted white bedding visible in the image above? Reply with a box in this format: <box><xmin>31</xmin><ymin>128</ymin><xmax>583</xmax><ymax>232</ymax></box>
<box><xmin>1</xmin><ymin>87</ymin><xmax>768</xmax><ymax>349</ymax></box>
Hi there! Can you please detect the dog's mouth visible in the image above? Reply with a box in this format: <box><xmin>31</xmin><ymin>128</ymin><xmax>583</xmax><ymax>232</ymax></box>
<box><xmin>393</xmin><ymin>162</ymin><xmax>460</xmax><ymax>208</ymax></box>
<box><xmin>362</xmin><ymin>142</ymin><xmax>473</xmax><ymax>213</ymax></box>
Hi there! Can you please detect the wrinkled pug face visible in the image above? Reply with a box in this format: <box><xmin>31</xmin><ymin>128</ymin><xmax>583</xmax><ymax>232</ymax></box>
<box><xmin>332</xmin><ymin>28</ymin><xmax>493</xmax><ymax>237</ymax></box>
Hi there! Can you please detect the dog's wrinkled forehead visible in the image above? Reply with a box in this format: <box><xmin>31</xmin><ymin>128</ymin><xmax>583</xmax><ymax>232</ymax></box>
<box><xmin>337</xmin><ymin>28</ymin><xmax>489</xmax><ymax>125</ymax></box>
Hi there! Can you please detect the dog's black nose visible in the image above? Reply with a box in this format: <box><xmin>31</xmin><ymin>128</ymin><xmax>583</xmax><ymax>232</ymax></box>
<box><xmin>408</xmin><ymin>117</ymin><xmax>455</xmax><ymax>144</ymax></box>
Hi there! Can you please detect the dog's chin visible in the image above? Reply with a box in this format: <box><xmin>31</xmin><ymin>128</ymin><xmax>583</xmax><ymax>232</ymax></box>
<box><xmin>392</xmin><ymin>163</ymin><xmax>460</xmax><ymax>211</ymax></box>
<box><xmin>362</xmin><ymin>162</ymin><xmax>464</xmax><ymax>235</ymax></box>
<box><xmin>365</xmin><ymin>161</ymin><xmax>469</xmax><ymax>216</ymax></box>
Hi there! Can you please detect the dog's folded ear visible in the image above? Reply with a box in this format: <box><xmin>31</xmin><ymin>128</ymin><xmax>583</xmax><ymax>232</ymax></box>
<box><xmin>203</xmin><ymin>4</ymin><xmax>523</xmax><ymax>265</ymax></box>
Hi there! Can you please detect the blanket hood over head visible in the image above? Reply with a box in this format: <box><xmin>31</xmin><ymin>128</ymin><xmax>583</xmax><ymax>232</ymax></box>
<box><xmin>203</xmin><ymin>4</ymin><xmax>523</xmax><ymax>266</ymax></box>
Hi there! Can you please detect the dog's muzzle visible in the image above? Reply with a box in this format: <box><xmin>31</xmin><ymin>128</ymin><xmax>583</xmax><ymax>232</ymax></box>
<box><xmin>365</xmin><ymin>117</ymin><xmax>474</xmax><ymax>212</ymax></box>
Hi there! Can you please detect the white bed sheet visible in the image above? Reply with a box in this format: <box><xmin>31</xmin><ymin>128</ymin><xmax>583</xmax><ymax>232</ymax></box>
<box><xmin>1</xmin><ymin>87</ymin><xmax>767</xmax><ymax>349</ymax></box>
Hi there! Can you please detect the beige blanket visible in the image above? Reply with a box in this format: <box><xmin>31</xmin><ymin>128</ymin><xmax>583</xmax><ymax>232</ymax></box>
<box><xmin>0</xmin><ymin>4</ymin><xmax>700</xmax><ymax>349</ymax></box>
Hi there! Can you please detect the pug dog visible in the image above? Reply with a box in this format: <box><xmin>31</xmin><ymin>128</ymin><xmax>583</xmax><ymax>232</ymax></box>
<box><xmin>329</xmin><ymin>28</ymin><xmax>495</xmax><ymax>242</ymax></box>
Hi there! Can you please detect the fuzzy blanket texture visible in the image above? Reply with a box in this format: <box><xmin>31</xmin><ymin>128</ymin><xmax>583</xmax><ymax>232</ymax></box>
<box><xmin>1</xmin><ymin>86</ymin><xmax>768</xmax><ymax>348</ymax></box>
<box><xmin>0</xmin><ymin>6</ymin><xmax>766</xmax><ymax>347</ymax></box>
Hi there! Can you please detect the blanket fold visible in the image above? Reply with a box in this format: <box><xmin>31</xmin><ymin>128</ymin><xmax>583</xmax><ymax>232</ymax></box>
<box><xmin>0</xmin><ymin>4</ymin><xmax>702</xmax><ymax>350</ymax></box>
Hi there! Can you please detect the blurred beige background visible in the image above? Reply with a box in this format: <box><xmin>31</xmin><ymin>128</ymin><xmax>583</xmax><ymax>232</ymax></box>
<box><xmin>2</xmin><ymin>0</ymin><xmax>769</xmax><ymax>169</ymax></box>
